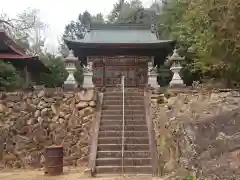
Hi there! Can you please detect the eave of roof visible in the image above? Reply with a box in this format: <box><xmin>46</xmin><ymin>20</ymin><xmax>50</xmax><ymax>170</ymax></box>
<box><xmin>0</xmin><ymin>53</ymin><xmax>37</xmax><ymax>60</ymax></box>
<box><xmin>1</xmin><ymin>57</ymin><xmax>49</xmax><ymax>73</ymax></box>
<box><xmin>64</xmin><ymin>38</ymin><xmax>176</xmax><ymax>49</ymax></box>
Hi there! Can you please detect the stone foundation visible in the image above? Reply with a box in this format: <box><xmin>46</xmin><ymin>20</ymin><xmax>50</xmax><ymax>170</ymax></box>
<box><xmin>0</xmin><ymin>88</ymin><xmax>98</xmax><ymax>169</ymax></box>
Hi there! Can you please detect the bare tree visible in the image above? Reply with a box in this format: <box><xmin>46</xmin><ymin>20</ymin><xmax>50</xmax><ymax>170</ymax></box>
<box><xmin>0</xmin><ymin>8</ymin><xmax>48</xmax><ymax>55</ymax></box>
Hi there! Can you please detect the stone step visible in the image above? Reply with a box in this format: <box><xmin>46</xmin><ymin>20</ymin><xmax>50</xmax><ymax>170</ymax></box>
<box><xmin>98</xmin><ymin>137</ymin><xmax>149</xmax><ymax>145</ymax></box>
<box><xmin>103</xmin><ymin>100</ymin><xmax>145</xmax><ymax>106</ymax></box>
<box><xmin>97</xmin><ymin>144</ymin><xmax>149</xmax><ymax>151</ymax></box>
<box><xmin>97</xmin><ymin>151</ymin><xmax>151</xmax><ymax>158</ymax></box>
<box><xmin>104</xmin><ymin>92</ymin><xmax>144</xmax><ymax>97</ymax></box>
<box><xmin>98</xmin><ymin>131</ymin><xmax>148</xmax><ymax>138</ymax></box>
<box><xmin>105</xmin><ymin>88</ymin><xmax>144</xmax><ymax>93</ymax></box>
<box><xmin>95</xmin><ymin>166</ymin><xmax>152</xmax><ymax>174</ymax></box>
<box><xmin>102</xmin><ymin>105</ymin><xmax>145</xmax><ymax>111</ymax></box>
<box><xmin>99</xmin><ymin>125</ymin><xmax>148</xmax><ymax>131</ymax></box>
<box><xmin>103</xmin><ymin>96</ymin><xmax>144</xmax><ymax>101</ymax></box>
<box><xmin>100</xmin><ymin>120</ymin><xmax>146</xmax><ymax>126</ymax></box>
<box><xmin>102</xmin><ymin>110</ymin><xmax>145</xmax><ymax>115</ymax></box>
<box><xmin>103</xmin><ymin>99</ymin><xmax>144</xmax><ymax>103</ymax></box>
<box><xmin>96</xmin><ymin>158</ymin><xmax>151</xmax><ymax>166</ymax></box>
<box><xmin>101</xmin><ymin>115</ymin><xmax>145</xmax><ymax>121</ymax></box>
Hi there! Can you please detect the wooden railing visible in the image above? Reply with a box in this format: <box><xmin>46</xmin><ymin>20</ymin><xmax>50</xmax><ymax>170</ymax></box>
<box><xmin>144</xmin><ymin>89</ymin><xmax>159</xmax><ymax>176</ymax></box>
<box><xmin>88</xmin><ymin>92</ymin><xmax>103</xmax><ymax>176</ymax></box>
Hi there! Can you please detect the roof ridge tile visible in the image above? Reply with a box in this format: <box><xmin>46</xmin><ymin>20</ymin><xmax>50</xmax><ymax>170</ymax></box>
<box><xmin>90</xmin><ymin>23</ymin><xmax>151</xmax><ymax>30</ymax></box>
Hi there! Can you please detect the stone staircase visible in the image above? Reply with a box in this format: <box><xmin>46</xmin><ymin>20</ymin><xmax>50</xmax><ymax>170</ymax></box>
<box><xmin>95</xmin><ymin>89</ymin><xmax>153</xmax><ymax>174</ymax></box>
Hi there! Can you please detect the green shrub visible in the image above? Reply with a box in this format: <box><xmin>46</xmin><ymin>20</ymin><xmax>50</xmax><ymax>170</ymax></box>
<box><xmin>74</xmin><ymin>61</ymin><xmax>84</xmax><ymax>85</ymax></box>
<box><xmin>39</xmin><ymin>55</ymin><xmax>84</xmax><ymax>88</ymax></box>
<box><xmin>180</xmin><ymin>65</ymin><xmax>201</xmax><ymax>86</ymax></box>
<box><xmin>179</xmin><ymin>49</ymin><xmax>203</xmax><ymax>86</ymax></box>
<box><xmin>39</xmin><ymin>56</ymin><xmax>68</xmax><ymax>88</ymax></box>
<box><xmin>0</xmin><ymin>61</ymin><xmax>23</xmax><ymax>91</ymax></box>
<box><xmin>157</xmin><ymin>65</ymin><xmax>173</xmax><ymax>87</ymax></box>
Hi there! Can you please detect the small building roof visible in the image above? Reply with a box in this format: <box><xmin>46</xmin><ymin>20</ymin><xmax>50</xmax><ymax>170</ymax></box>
<box><xmin>0</xmin><ymin>30</ymin><xmax>49</xmax><ymax>72</ymax></box>
<box><xmin>64</xmin><ymin>23</ymin><xmax>175</xmax><ymax>46</ymax></box>
<box><xmin>67</xmin><ymin>23</ymin><xmax>167</xmax><ymax>44</ymax></box>
<box><xmin>0</xmin><ymin>29</ymin><xmax>28</xmax><ymax>56</ymax></box>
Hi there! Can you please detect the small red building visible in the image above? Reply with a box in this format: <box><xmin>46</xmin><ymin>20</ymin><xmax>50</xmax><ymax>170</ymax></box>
<box><xmin>0</xmin><ymin>30</ymin><xmax>48</xmax><ymax>86</ymax></box>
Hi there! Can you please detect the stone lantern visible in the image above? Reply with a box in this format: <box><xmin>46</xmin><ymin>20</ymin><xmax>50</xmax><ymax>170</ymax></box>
<box><xmin>63</xmin><ymin>50</ymin><xmax>78</xmax><ymax>89</ymax></box>
<box><xmin>148</xmin><ymin>57</ymin><xmax>159</xmax><ymax>88</ymax></box>
<box><xmin>169</xmin><ymin>49</ymin><xmax>185</xmax><ymax>87</ymax></box>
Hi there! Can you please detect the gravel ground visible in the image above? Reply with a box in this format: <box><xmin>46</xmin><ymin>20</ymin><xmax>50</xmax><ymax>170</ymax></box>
<box><xmin>0</xmin><ymin>167</ymin><xmax>161</xmax><ymax>180</ymax></box>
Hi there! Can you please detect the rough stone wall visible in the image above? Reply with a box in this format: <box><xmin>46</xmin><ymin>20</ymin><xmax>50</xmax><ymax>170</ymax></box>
<box><xmin>151</xmin><ymin>89</ymin><xmax>240</xmax><ymax>179</ymax></box>
<box><xmin>0</xmin><ymin>89</ymin><xmax>97</xmax><ymax>169</ymax></box>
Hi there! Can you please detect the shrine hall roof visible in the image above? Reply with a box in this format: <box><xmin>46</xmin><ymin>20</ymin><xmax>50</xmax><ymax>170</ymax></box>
<box><xmin>0</xmin><ymin>29</ymin><xmax>49</xmax><ymax>72</ymax></box>
<box><xmin>64</xmin><ymin>23</ymin><xmax>175</xmax><ymax>45</ymax></box>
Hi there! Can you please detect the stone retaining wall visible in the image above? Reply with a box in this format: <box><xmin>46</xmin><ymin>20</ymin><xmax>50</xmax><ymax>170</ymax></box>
<box><xmin>0</xmin><ymin>89</ymin><xmax>97</xmax><ymax>169</ymax></box>
<box><xmin>151</xmin><ymin>90</ymin><xmax>240</xmax><ymax>179</ymax></box>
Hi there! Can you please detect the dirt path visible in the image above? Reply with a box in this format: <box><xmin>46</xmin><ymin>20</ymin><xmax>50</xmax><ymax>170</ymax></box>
<box><xmin>0</xmin><ymin>167</ymin><xmax>161</xmax><ymax>180</ymax></box>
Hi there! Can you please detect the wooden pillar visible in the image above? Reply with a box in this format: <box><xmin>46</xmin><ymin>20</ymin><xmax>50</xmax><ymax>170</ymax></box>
<box><xmin>24</xmin><ymin>65</ymin><xmax>30</xmax><ymax>87</ymax></box>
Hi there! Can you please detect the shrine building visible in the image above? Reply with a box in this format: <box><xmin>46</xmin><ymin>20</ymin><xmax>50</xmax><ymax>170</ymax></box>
<box><xmin>64</xmin><ymin>23</ymin><xmax>176</xmax><ymax>88</ymax></box>
<box><xmin>0</xmin><ymin>30</ymin><xmax>48</xmax><ymax>86</ymax></box>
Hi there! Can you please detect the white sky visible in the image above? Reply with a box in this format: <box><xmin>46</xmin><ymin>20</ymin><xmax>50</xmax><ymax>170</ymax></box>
<box><xmin>1</xmin><ymin>0</ymin><xmax>154</xmax><ymax>53</ymax></box>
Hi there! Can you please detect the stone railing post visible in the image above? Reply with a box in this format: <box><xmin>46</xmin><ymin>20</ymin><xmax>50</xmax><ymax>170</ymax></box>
<box><xmin>63</xmin><ymin>50</ymin><xmax>78</xmax><ymax>89</ymax></box>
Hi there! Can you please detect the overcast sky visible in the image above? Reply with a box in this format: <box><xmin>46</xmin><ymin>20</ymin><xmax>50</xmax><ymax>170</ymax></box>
<box><xmin>1</xmin><ymin>0</ymin><xmax>154</xmax><ymax>53</ymax></box>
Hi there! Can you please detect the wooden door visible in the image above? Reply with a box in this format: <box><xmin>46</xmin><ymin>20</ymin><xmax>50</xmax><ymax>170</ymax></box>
<box><xmin>125</xmin><ymin>66</ymin><xmax>137</xmax><ymax>87</ymax></box>
<box><xmin>104</xmin><ymin>65</ymin><xmax>138</xmax><ymax>87</ymax></box>
<box><xmin>102</xmin><ymin>56</ymin><xmax>148</xmax><ymax>87</ymax></box>
<box><xmin>105</xmin><ymin>66</ymin><xmax>121</xmax><ymax>87</ymax></box>
<box><xmin>92</xmin><ymin>56</ymin><xmax>148</xmax><ymax>88</ymax></box>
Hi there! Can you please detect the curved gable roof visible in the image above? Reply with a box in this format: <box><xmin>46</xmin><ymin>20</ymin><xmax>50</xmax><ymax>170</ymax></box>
<box><xmin>0</xmin><ymin>30</ymin><xmax>26</xmax><ymax>56</ymax></box>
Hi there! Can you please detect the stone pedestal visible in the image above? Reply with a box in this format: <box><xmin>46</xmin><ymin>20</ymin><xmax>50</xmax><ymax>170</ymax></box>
<box><xmin>64</xmin><ymin>72</ymin><xmax>78</xmax><ymax>89</ymax></box>
<box><xmin>83</xmin><ymin>61</ymin><xmax>94</xmax><ymax>88</ymax></box>
<box><xmin>148</xmin><ymin>72</ymin><xmax>159</xmax><ymax>88</ymax></box>
<box><xmin>83</xmin><ymin>72</ymin><xmax>94</xmax><ymax>88</ymax></box>
<box><xmin>169</xmin><ymin>66</ymin><xmax>185</xmax><ymax>88</ymax></box>
<box><xmin>148</xmin><ymin>60</ymin><xmax>159</xmax><ymax>89</ymax></box>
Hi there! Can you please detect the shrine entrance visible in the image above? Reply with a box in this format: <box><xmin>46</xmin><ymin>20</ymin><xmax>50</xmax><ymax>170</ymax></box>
<box><xmin>92</xmin><ymin>56</ymin><xmax>148</xmax><ymax>88</ymax></box>
<box><xmin>105</xmin><ymin>65</ymin><xmax>137</xmax><ymax>87</ymax></box>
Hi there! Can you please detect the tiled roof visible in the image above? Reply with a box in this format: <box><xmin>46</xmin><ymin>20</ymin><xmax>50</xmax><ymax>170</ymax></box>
<box><xmin>66</xmin><ymin>24</ymin><xmax>172</xmax><ymax>44</ymax></box>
